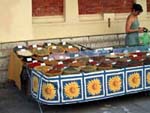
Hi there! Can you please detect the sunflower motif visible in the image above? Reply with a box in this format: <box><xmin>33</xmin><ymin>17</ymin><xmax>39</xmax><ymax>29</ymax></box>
<box><xmin>128</xmin><ymin>72</ymin><xmax>140</xmax><ymax>88</ymax></box>
<box><xmin>32</xmin><ymin>76</ymin><xmax>39</xmax><ymax>93</ymax></box>
<box><xmin>42</xmin><ymin>83</ymin><xmax>56</xmax><ymax>100</ymax></box>
<box><xmin>64</xmin><ymin>81</ymin><xmax>80</xmax><ymax>99</ymax></box>
<box><xmin>87</xmin><ymin>78</ymin><xmax>101</xmax><ymax>95</ymax></box>
<box><xmin>108</xmin><ymin>76</ymin><xmax>122</xmax><ymax>92</ymax></box>
<box><xmin>147</xmin><ymin>72</ymin><xmax>150</xmax><ymax>84</ymax></box>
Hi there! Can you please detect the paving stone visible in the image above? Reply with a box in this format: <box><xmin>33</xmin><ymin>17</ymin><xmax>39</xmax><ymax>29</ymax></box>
<box><xmin>0</xmin><ymin>84</ymin><xmax>150</xmax><ymax>113</ymax></box>
<box><xmin>0</xmin><ymin>71</ymin><xmax>8</xmax><ymax>83</ymax></box>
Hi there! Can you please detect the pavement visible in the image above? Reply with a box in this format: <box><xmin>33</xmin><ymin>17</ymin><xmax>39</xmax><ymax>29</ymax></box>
<box><xmin>0</xmin><ymin>82</ymin><xmax>150</xmax><ymax>113</ymax></box>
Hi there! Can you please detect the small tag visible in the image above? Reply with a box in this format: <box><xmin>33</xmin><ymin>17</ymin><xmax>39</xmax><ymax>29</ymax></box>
<box><xmin>127</xmin><ymin>59</ymin><xmax>131</xmax><ymax>62</ymax></box>
<box><xmin>133</xmin><ymin>54</ymin><xmax>137</xmax><ymax>57</ymax></box>
<box><xmin>20</xmin><ymin>49</ymin><xmax>26</xmax><ymax>52</ymax></box>
<box><xmin>41</xmin><ymin>63</ymin><xmax>46</xmax><ymax>66</ymax></box>
<box><xmin>136</xmin><ymin>50</ymin><xmax>140</xmax><ymax>53</ymax></box>
<box><xmin>94</xmin><ymin>49</ymin><xmax>99</xmax><ymax>53</ymax></box>
<box><xmin>119</xmin><ymin>56</ymin><xmax>124</xmax><ymax>59</ymax></box>
<box><xmin>74</xmin><ymin>54</ymin><xmax>79</xmax><ymax>57</ymax></box>
<box><xmin>96</xmin><ymin>63</ymin><xmax>100</xmax><ymax>66</ymax></box>
<box><xmin>112</xmin><ymin>62</ymin><xmax>116</xmax><ymax>65</ymax></box>
<box><xmin>72</xmin><ymin>60</ymin><xmax>77</xmax><ymax>63</ymax></box>
<box><xmin>65</xmin><ymin>56</ymin><xmax>70</xmax><ymax>59</ymax></box>
<box><xmin>89</xmin><ymin>59</ymin><xmax>94</xmax><ymax>62</ymax></box>
<box><xmin>104</xmin><ymin>47</ymin><xmax>113</xmax><ymax>51</ymax></box>
<box><xmin>62</xmin><ymin>42</ymin><xmax>66</xmax><ymax>45</ymax></box>
<box><xmin>68</xmin><ymin>45</ymin><xmax>73</xmax><ymax>49</ymax></box>
<box><xmin>58</xmin><ymin>61</ymin><xmax>63</xmax><ymax>65</ymax></box>
<box><xmin>48</xmin><ymin>58</ymin><xmax>54</xmax><ymax>61</ymax></box>
<box><xmin>95</xmin><ymin>48</ymin><xmax>103</xmax><ymax>52</ymax></box>
<box><xmin>64</xmin><ymin>66</ymin><xmax>67</xmax><ymax>69</ymax></box>
<box><xmin>33</xmin><ymin>60</ymin><xmax>38</xmax><ymax>63</ymax></box>
<box><xmin>52</xmin><ymin>46</ymin><xmax>57</xmax><ymax>49</ymax></box>
<box><xmin>43</xmin><ymin>57</ymin><xmax>48</xmax><ymax>60</ymax></box>
<box><xmin>32</xmin><ymin>44</ymin><xmax>37</xmax><ymax>48</ymax></box>
<box><xmin>105</xmin><ymin>59</ymin><xmax>110</xmax><ymax>61</ymax></box>
<box><xmin>146</xmin><ymin>53</ymin><xmax>150</xmax><ymax>56</ymax></box>
<box><xmin>37</xmin><ymin>47</ymin><xmax>42</xmax><ymax>50</ymax></box>
<box><xmin>110</xmin><ymin>53</ymin><xmax>115</xmax><ymax>56</ymax></box>
<box><xmin>18</xmin><ymin>45</ymin><xmax>23</xmax><ymax>49</ymax></box>
<box><xmin>123</xmin><ymin>50</ymin><xmax>128</xmax><ymax>53</ymax></box>
<box><xmin>59</xmin><ymin>56</ymin><xmax>64</xmax><ymax>59</ymax></box>
<box><xmin>47</xmin><ymin>43</ymin><xmax>51</xmax><ymax>46</ymax></box>
<box><xmin>27</xmin><ymin>58</ymin><xmax>32</xmax><ymax>62</ymax></box>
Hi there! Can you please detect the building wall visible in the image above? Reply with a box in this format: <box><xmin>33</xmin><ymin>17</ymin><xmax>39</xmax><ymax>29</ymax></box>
<box><xmin>32</xmin><ymin>0</ymin><xmax>150</xmax><ymax>16</ymax></box>
<box><xmin>0</xmin><ymin>0</ymin><xmax>33</xmax><ymax>43</ymax></box>
<box><xmin>32</xmin><ymin>0</ymin><xmax>134</xmax><ymax>16</ymax></box>
<box><xmin>32</xmin><ymin>0</ymin><xmax>64</xmax><ymax>16</ymax></box>
<box><xmin>0</xmin><ymin>0</ymin><xmax>150</xmax><ymax>42</ymax></box>
<box><xmin>78</xmin><ymin>0</ymin><xmax>134</xmax><ymax>14</ymax></box>
<box><xmin>147</xmin><ymin>0</ymin><xmax>150</xmax><ymax>12</ymax></box>
<box><xmin>32</xmin><ymin>0</ymin><xmax>150</xmax><ymax>40</ymax></box>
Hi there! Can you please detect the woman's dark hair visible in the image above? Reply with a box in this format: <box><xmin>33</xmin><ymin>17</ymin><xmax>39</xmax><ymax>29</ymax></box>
<box><xmin>132</xmin><ymin>3</ymin><xmax>143</xmax><ymax>12</ymax></box>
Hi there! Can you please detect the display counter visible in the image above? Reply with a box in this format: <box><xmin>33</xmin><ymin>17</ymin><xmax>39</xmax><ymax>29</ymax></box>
<box><xmin>8</xmin><ymin>44</ymin><xmax>150</xmax><ymax>105</ymax></box>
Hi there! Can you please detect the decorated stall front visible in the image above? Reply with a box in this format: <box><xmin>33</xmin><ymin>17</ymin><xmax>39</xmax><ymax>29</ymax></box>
<box><xmin>30</xmin><ymin>64</ymin><xmax>150</xmax><ymax>105</ymax></box>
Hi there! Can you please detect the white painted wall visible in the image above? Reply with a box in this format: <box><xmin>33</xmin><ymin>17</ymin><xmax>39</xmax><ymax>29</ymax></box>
<box><xmin>0</xmin><ymin>0</ymin><xmax>149</xmax><ymax>42</ymax></box>
<box><xmin>0</xmin><ymin>0</ymin><xmax>33</xmax><ymax>43</ymax></box>
<box><xmin>32</xmin><ymin>0</ymin><xmax>150</xmax><ymax>40</ymax></box>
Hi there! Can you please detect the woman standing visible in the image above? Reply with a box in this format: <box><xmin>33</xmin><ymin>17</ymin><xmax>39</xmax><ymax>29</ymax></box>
<box><xmin>125</xmin><ymin>3</ymin><xmax>144</xmax><ymax>46</ymax></box>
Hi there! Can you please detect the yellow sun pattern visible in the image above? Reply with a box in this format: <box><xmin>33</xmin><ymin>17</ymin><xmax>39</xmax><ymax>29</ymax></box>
<box><xmin>32</xmin><ymin>76</ymin><xmax>39</xmax><ymax>93</ymax></box>
<box><xmin>128</xmin><ymin>72</ymin><xmax>140</xmax><ymax>88</ymax></box>
<box><xmin>87</xmin><ymin>78</ymin><xmax>101</xmax><ymax>95</ymax></box>
<box><xmin>108</xmin><ymin>76</ymin><xmax>122</xmax><ymax>92</ymax></box>
<box><xmin>64</xmin><ymin>82</ymin><xmax>80</xmax><ymax>99</ymax></box>
<box><xmin>147</xmin><ymin>72</ymin><xmax>150</xmax><ymax>84</ymax></box>
<box><xmin>42</xmin><ymin>83</ymin><xmax>56</xmax><ymax>100</ymax></box>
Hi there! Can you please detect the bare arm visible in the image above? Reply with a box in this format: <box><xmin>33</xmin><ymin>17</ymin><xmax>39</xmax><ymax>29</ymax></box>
<box><xmin>125</xmin><ymin>16</ymin><xmax>139</xmax><ymax>33</ymax></box>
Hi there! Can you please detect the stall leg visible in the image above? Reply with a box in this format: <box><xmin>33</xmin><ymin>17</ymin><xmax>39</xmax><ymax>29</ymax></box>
<box><xmin>38</xmin><ymin>102</ymin><xmax>44</xmax><ymax>113</ymax></box>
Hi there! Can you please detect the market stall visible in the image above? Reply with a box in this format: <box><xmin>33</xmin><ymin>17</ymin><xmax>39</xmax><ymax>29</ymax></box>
<box><xmin>8</xmin><ymin>42</ymin><xmax>150</xmax><ymax>106</ymax></box>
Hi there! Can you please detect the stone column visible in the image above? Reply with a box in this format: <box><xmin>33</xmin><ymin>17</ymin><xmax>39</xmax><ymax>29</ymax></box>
<box><xmin>64</xmin><ymin>0</ymin><xmax>79</xmax><ymax>23</ymax></box>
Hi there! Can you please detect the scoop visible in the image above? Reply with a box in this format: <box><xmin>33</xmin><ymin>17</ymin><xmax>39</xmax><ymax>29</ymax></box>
<box><xmin>143</xmin><ymin>27</ymin><xmax>148</xmax><ymax>32</ymax></box>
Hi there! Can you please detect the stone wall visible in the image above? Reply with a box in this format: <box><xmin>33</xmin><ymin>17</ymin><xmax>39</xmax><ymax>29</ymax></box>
<box><xmin>0</xmin><ymin>33</ymin><xmax>125</xmax><ymax>83</ymax></box>
<box><xmin>147</xmin><ymin>0</ymin><xmax>150</xmax><ymax>12</ymax></box>
<box><xmin>32</xmin><ymin>0</ymin><xmax>134</xmax><ymax>16</ymax></box>
<box><xmin>32</xmin><ymin>0</ymin><xmax>150</xmax><ymax>16</ymax></box>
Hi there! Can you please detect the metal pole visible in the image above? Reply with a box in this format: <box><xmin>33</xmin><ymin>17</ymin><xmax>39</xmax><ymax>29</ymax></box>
<box><xmin>38</xmin><ymin>102</ymin><xmax>44</xmax><ymax>113</ymax></box>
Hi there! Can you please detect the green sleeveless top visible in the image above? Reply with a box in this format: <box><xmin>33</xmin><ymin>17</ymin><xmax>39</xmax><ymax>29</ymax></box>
<box><xmin>125</xmin><ymin>19</ymin><xmax>139</xmax><ymax>46</ymax></box>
